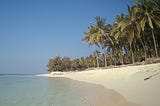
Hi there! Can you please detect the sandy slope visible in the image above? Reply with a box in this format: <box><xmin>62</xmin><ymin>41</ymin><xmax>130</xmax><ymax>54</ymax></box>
<box><xmin>37</xmin><ymin>63</ymin><xmax>160</xmax><ymax>106</ymax></box>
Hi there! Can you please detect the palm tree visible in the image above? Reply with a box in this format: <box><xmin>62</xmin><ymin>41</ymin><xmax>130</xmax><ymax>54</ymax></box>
<box><xmin>111</xmin><ymin>13</ymin><xmax>136</xmax><ymax>64</ymax></box>
<box><xmin>94</xmin><ymin>17</ymin><xmax>113</xmax><ymax>67</ymax></box>
<box><xmin>82</xmin><ymin>26</ymin><xmax>100</xmax><ymax>68</ymax></box>
<box><xmin>62</xmin><ymin>56</ymin><xmax>71</xmax><ymax>71</ymax></box>
<box><xmin>135</xmin><ymin>0</ymin><xmax>160</xmax><ymax>58</ymax></box>
<box><xmin>116</xmin><ymin>6</ymin><xmax>141</xmax><ymax>63</ymax></box>
<box><xmin>93</xmin><ymin>50</ymin><xmax>100</xmax><ymax>67</ymax></box>
<box><xmin>85</xmin><ymin>55</ymin><xmax>95</xmax><ymax>68</ymax></box>
<box><xmin>82</xmin><ymin>16</ymin><xmax>107</xmax><ymax>68</ymax></box>
<box><xmin>47</xmin><ymin>56</ymin><xmax>63</xmax><ymax>72</ymax></box>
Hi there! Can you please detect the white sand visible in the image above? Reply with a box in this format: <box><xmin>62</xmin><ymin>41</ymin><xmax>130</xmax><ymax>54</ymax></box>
<box><xmin>37</xmin><ymin>63</ymin><xmax>160</xmax><ymax>106</ymax></box>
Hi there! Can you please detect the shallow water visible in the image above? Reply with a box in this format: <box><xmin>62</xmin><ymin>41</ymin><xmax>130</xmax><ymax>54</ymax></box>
<box><xmin>0</xmin><ymin>74</ymin><xmax>139</xmax><ymax>106</ymax></box>
<box><xmin>0</xmin><ymin>75</ymin><xmax>89</xmax><ymax>106</ymax></box>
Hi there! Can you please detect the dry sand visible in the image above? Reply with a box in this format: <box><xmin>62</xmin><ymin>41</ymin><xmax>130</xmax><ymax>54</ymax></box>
<box><xmin>37</xmin><ymin>63</ymin><xmax>160</xmax><ymax>106</ymax></box>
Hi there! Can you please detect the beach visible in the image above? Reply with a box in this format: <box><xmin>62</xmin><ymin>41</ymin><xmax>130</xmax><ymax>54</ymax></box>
<box><xmin>37</xmin><ymin>63</ymin><xmax>160</xmax><ymax>106</ymax></box>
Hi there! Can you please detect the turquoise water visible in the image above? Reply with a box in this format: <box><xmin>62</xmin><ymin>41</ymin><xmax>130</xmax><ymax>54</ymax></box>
<box><xmin>0</xmin><ymin>75</ymin><xmax>89</xmax><ymax>106</ymax></box>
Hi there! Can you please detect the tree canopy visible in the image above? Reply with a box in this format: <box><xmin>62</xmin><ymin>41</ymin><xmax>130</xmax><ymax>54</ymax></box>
<box><xmin>47</xmin><ymin>0</ymin><xmax>160</xmax><ymax>72</ymax></box>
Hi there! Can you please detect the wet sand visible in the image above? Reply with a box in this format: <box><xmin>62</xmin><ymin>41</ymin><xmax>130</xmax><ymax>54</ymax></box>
<box><xmin>52</xmin><ymin>77</ymin><xmax>139</xmax><ymax>106</ymax></box>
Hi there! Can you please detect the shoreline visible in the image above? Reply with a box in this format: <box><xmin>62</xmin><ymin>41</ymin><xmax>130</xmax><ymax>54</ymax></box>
<box><xmin>54</xmin><ymin>77</ymin><xmax>139</xmax><ymax>106</ymax></box>
<box><xmin>36</xmin><ymin>63</ymin><xmax>160</xmax><ymax>106</ymax></box>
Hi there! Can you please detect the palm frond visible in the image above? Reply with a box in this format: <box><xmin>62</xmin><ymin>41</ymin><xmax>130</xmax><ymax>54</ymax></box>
<box><xmin>140</xmin><ymin>17</ymin><xmax>146</xmax><ymax>31</ymax></box>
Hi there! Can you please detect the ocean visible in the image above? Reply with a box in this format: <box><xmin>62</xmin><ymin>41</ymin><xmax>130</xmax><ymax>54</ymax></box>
<box><xmin>0</xmin><ymin>74</ymin><xmax>89</xmax><ymax>106</ymax></box>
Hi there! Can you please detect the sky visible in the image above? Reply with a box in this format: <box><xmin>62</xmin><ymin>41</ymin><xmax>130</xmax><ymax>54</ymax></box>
<box><xmin>0</xmin><ymin>0</ymin><xmax>133</xmax><ymax>74</ymax></box>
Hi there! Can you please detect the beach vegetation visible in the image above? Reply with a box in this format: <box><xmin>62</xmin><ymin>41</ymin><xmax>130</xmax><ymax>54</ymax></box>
<box><xmin>47</xmin><ymin>0</ymin><xmax>160</xmax><ymax>72</ymax></box>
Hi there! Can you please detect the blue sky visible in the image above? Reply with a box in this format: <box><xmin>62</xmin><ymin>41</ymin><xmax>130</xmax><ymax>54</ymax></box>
<box><xmin>0</xmin><ymin>0</ymin><xmax>133</xmax><ymax>74</ymax></box>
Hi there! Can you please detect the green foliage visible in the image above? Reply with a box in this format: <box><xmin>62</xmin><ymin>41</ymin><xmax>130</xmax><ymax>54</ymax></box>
<box><xmin>47</xmin><ymin>0</ymin><xmax>160</xmax><ymax>72</ymax></box>
<box><xmin>47</xmin><ymin>56</ymin><xmax>63</xmax><ymax>72</ymax></box>
<box><xmin>47</xmin><ymin>56</ymin><xmax>93</xmax><ymax>72</ymax></box>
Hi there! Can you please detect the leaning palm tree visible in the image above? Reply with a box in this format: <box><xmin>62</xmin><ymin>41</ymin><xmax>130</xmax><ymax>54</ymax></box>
<box><xmin>135</xmin><ymin>0</ymin><xmax>160</xmax><ymax>58</ymax></box>
<box><xmin>111</xmin><ymin>12</ymin><xmax>136</xmax><ymax>64</ymax></box>
<box><xmin>116</xmin><ymin>4</ymin><xmax>155</xmax><ymax>63</ymax></box>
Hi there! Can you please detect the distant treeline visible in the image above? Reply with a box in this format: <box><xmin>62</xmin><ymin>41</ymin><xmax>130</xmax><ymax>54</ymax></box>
<box><xmin>47</xmin><ymin>0</ymin><xmax>160</xmax><ymax>72</ymax></box>
<box><xmin>47</xmin><ymin>55</ymin><xmax>94</xmax><ymax>72</ymax></box>
<box><xmin>47</xmin><ymin>54</ymin><xmax>128</xmax><ymax>72</ymax></box>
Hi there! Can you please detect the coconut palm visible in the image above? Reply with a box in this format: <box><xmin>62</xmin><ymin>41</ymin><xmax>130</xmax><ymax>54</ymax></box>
<box><xmin>100</xmin><ymin>24</ymin><xmax>112</xmax><ymax>67</ymax></box>
<box><xmin>94</xmin><ymin>17</ymin><xmax>113</xmax><ymax>67</ymax></box>
<box><xmin>82</xmin><ymin>16</ymin><xmax>107</xmax><ymax>68</ymax></box>
<box><xmin>135</xmin><ymin>0</ymin><xmax>160</xmax><ymax>58</ymax></box>
<box><xmin>62</xmin><ymin>56</ymin><xmax>71</xmax><ymax>71</ymax></box>
<box><xmin>47</xmin><ymin>56</ymin><xmax>63</xmax><ymax>72</ymax></box>
<box><xmin>116</xmin><ymin>6</ymin><xmax>141</xmax><ymax>63</ymax></box>
<box><xmin>82</xmin><ymin>26</ymin><xmax>100</xmax><ymax>68</ymax></box>
<box><xmin>111</xmin><ymin>13</ymin><xmax>133</xmax><ymax>64</ymax></box>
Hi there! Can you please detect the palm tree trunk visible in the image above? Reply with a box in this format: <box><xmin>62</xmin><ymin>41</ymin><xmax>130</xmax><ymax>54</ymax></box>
<box><xmin>105</xmin><ymin>55</ymin><xmax>107</xmax><ymax>67</ymax></box>
<box><xmin>112</xmin><ymin>48</ymin><xmax>117</xmax><ymax>66</ymax></box>
<box><xmin>120</xmin><ymin>50</ymin><xmax>124</xmax><ymax>65</ymax></box>
<box><xmin>152</xmin><ymin>29</ymin><xmax>158</xmax><ymax>58</ymax></box>
<box><xmin>131</xmin><ymin>49</ymin><xmax>135</xmax><ymax>64</ymax></box>
<box><xmin>93</xmin><ymin>46</ymin><xmax>96</xmax><ymax>68</ymax></box>
<box><xmin>94</xmin><ymin>45</ymin><xmax>99</xmax><ymax>68</ymax></box>
<box><xmin>110</xmin><ymin>54</ymin><xmax>113</xmax><ymax>65</ymax></box>
<box><xmin>119</xmin><ymin>46</ymin><xmax>124</xmax><ymax>65</ymax></box>
<box><xmin>93</xmin><ymin>57</ymin><xmax>96</xmax><ymax>68</ymax></box>
<box><xmin>104</xmin><ymin>49</ymin><xmax>107</xmax><ymax>67</ymax></box>
<box><xmin>130</xmin><ymin>44</ymin><xmax>135</xmax><ymax>64</ymax></box>
<box><xmin>97</xmin><ymin>58</ymin><xmax>99</xmax><ymax>68</ymax></box>
<box><xmin>140</xmin><ymin>38</ymin><xmax>147</xmax><ymax>61</ymax></box>
<box><xmin>96</xmin><ymin>52</ymin><xmax>99</xmax><ymax>68</ymax></box>
<box><xmin>112</xmin><ymin>49</ymin><xmax>116</xmax><ymax>66</ymax></box>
